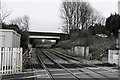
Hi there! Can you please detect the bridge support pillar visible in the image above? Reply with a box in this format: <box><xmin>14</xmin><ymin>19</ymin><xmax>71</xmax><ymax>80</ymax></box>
<box><xmin>29</xmin><ymin>39</ymin><xmax>35</xmax><ymax>48</ymax></box>
<box><xmin>56</xmin><ymin>39</ymin><xmax>59</xmax><ymax>44</ymax></box>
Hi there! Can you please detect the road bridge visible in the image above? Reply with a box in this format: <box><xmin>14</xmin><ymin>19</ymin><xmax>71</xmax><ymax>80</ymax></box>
<box><xmin>28</xmin><ymin>31</ymin><xmax>69</xmax><ymax>46</ymax></box>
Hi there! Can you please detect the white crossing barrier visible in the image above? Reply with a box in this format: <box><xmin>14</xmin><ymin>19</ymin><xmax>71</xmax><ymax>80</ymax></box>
<box><xmin>0</xmin><ymin>47</ymin><xmax>22</xmax><ymax>74</ymax></box>
<box><xmin>108</xmin><ymin>50</ymin><xmax>119</xmax><ymax>65</ymax></box>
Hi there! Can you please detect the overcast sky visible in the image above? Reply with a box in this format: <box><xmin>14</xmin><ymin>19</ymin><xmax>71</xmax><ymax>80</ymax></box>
<box><xmin>2</xmin><ymin>0</ymin><xmax>120</xmax><ymax>33</ymax></box>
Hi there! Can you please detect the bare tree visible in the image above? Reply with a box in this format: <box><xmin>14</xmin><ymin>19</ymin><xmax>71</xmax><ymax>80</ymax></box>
<box><xmin>0</xmin><ymin>1</ymin><xmax>11</xmax><ymax>28</ymax></box>
<box><xmin>21</xmin><ymin>15</ymin><xmax>29</xmax><ymax>31</ymax></box>
<box><xmin>60</xmin><ymin>1</ymin><xmax>74</xmax><ymax>33</ymax></box>
<box><xmin>10</xmin><ymin>17</ymin><xmax>22</xmax><ymax>29</ymax></box>
<box><xmin>60</xmin><ymin>0</ymin><xmax>104</xmax><ymax>33</ymax></box>
<box><xmin>91</xmin><ymin>10</ymin><xmax>105</xmax><ymax>25</ymax></box>
<box><xmin>0</xmin><ymin>2</ymin><xmax>11</xmax><ymax>23</ymax></box>
<box><xmin>10</xmin><ymin>15</ymin><xmax>30</xmax><ymax>31</ymax></box>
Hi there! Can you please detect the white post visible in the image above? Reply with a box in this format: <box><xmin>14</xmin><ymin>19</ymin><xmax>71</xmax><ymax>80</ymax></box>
<box><xmin>0</xmin><ymin>48</ymin><xmax>1</xmax><ymax>75</ymax></box>
<box><xmin>19</xmin><ymin>48</ymin><xmax>21</xmax><ymax>71</ymax></box>
<box><xmin>20</xmin><ymin>48</ymin><xmax>22</xmax><ymax>72</ymax></box>
<box><xmin>14</xmin><ymin>48</ymin><xmax>16</xmax><ymax>73</ymax></box>
<box><xmin>16</xmin><ymin>48</ymin><xmax>18</xmax><ymax>72</ymax></box>
<box><xmin>0</xmin><ymin>48</ymin><xmax>1</xmax><ymax>71</ymax></box>
<box><xmin>18</xmin><ymin>48</ymin><xmax>20</xmax><ymax>72</ymax></box>
<box><xmin>12</xmin><ymin>48</ymin><xmax>15</xmax><ymax>73</ymax></box>
<box><xmin>17</xmin><ymin>48</ymin><xmax>19</xmax><ymax>72</ymax></box>
<box><xmin>2</xmin><ymin>48</ymin><xmax>5</xmax><ymax>74</ymax></box>
<box><xmin>9</xmin><ymin>48</ymin><xmax>12</xmax><ymax>73</ymax></box>
<box><xmin>118</xmin><ymin>50</ymin><xmax>120</xmax><ymax>67</ymax></box>
<box><xmin>108</xmin><ymin>50</ymin><xmax>111</xmax><ymax>63</ymax></box>
<box><xmin>118</xmin><ymin>29</ymin><xmax>120</xmax><ymax>67</ymax></box>
<box><xmin>86</xmin><ymin>47</ymin><xmax>89</xmax><ymax>57</ymax></box>
<box><xmin>82</xmin><ymin>47</ymin><xmax>84</xmax><ymax>57</ymax></box>
<box><xmin>7</xmin><ymin>48</ymin><xmax>9</xmax><ymax>74</ymax></box>
<box><xmin>4</xmin><ymin>48</ymin><xmax>7</xmax><ymax>74</ymax></box>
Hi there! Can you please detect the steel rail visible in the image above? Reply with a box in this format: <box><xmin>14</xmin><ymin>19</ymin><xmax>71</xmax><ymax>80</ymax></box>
<box><xmin>50</xmin><ymin>49</ymin><xmax>83</xmax><ymax>62</ymax></box>
<box><xmin>45</xmin><ymin>49</ymin><xmax>98</xmax><ymax>80</ymax></box>
<box><xmin>35</xmin><ymin>49</ymin><xmax>55</xmax><ymax>80</ymax></box>
<box><xmin>47</xmin><ymin>49</ymin><xmax>114</xmax><ymax>80</ymax></box>
<box><xmin>41</xmin><ymin>49</ymin><xmax>80</xmax><ymax>80</ymax></box>
<box><xmin>46</xmin><ymin>49</ymin><xmax>71</xmax><ymax>63</ymax></box>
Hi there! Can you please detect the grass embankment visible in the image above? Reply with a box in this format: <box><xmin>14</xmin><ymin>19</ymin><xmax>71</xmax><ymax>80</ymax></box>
<box><xmin>56</xmin><ymin>34</ymin><xmax>116</xmax><ymax>60</ymax></box>
<box><xmin>23</xmin><ymin>48</ymin><xmax>40</xmax><ymax>70</ymax></box>
<box><xmin>54</xmin><ymin>48</ymin><xmax>77</xmax><ymax>56</ymax></box>
<box><xmin>89</xmin><ymin>36</ymin><xmax>116</xmax><ymax>60</ymax></box>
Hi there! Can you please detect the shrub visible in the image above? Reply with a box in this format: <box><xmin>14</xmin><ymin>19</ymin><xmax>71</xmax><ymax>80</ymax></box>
<box><xmin>58</xmin><ymin>40</ymin><xmax>73</xmax><ymax>49</ymax></box>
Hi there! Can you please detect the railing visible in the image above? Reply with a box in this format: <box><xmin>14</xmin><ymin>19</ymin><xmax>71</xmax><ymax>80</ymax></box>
<box><xmin>0</xmin><ymin>47</ymin><xmax>22</xmax><ymax>74</ymax></box>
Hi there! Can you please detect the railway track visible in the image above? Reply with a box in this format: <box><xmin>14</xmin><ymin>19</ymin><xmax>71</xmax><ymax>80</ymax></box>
<box><xmin>35</xmin><ymin>48</ymin><xmax>118</xmax><ymax>80</ymax></box>
<box><xmin>36</xmin><ymin>48</ymin><xmax>81</xmax><ymax>80</ymax></box>
<box><xmin>44</xmin><ymin>49</ymin><xmax>115</xmax><ymax>80</ymax></box>
<box><xmin>36</xmin><ymin>49</ymin><xmax>55</xmax><ymax>80</ymax></box>
<box><xmin>3</xmin><ymin>48</ymin><xmax>118</xmax><ymax>80</ymax></box>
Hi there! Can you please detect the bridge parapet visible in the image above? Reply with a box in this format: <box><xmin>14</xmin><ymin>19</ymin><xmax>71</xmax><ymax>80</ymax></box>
<box><xmin>29</xmin><ymin>31</ymin><xmax>69</xmax><ymax>41</ymax></box>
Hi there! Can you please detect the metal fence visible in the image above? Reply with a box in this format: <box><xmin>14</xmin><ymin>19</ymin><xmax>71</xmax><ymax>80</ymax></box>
<box><xmin>0</xmin><ymin>47</ymin><xmax>22</xmax><ymax>74</ymax></box>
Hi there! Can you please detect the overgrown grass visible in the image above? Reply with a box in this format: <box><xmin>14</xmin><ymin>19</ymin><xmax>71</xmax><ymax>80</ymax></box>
<box><xmin>89</xmin><ymin>36</ymin><xmax>116</xmax><ymax>59</ymax></box>
<box><xmin>57</xmin><ymin>31</ymin><xmax>116</xmax><ymax>60</ymax></box>
<box><xmin>54</xmin><ymin>48</ymin><xmax>78</xmax><ymax>57</ymax></box>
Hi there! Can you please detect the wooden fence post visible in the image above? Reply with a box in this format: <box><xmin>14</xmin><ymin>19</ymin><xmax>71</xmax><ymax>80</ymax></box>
<box><xmin>16</xmin><ymin>48</ymin><xmax>20</xmax><ymax>72</ymax></box>
<box><xmin>20</xmin><ymin>48</ymin><xmax>23</xmax><ymax>72</ymax></box>
<box><xmin>2</xmin><ymin>48</ymin><xmax>5</xmax><ymax>74</ymax></box>
<box><xmin>9</xmin><ymin>48</ymin><xmax>12</xmax><ymax>73</ymax></box>
<box><xmin>7</xmin><ymin>48</ymin><xmax>9</xmax><ymax>74</ymax></box>
<box><xmin>0</xmin><ymin>48</ymin><xmax>1</xmax><ymax>71</ymax></box>
<box><xmin>0</xmin><ymin>47</ymin><xmax>23</xmax><ymax>74</ymax></box>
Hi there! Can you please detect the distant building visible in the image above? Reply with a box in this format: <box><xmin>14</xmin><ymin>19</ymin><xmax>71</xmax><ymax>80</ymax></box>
<box><xmin>118</xmin><ymin>1</ymin><xmax>120</xmax><ymax>15</ymax></box>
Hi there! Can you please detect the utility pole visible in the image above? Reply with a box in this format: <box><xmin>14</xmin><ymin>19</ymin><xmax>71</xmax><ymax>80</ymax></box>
<box><xmin>0</xmin><ymin>0</ymin><xmax>2</xmax><ymax>79</ymax></box>
<box><xmin>118</xmin><ymin>1</ymin><xmax>120</xmax><ymax>15</ymax></box>
<box><xmin>118</xmin><ymin>29</ymin><xmax>120</xmax><ymax>80</ymax></box>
